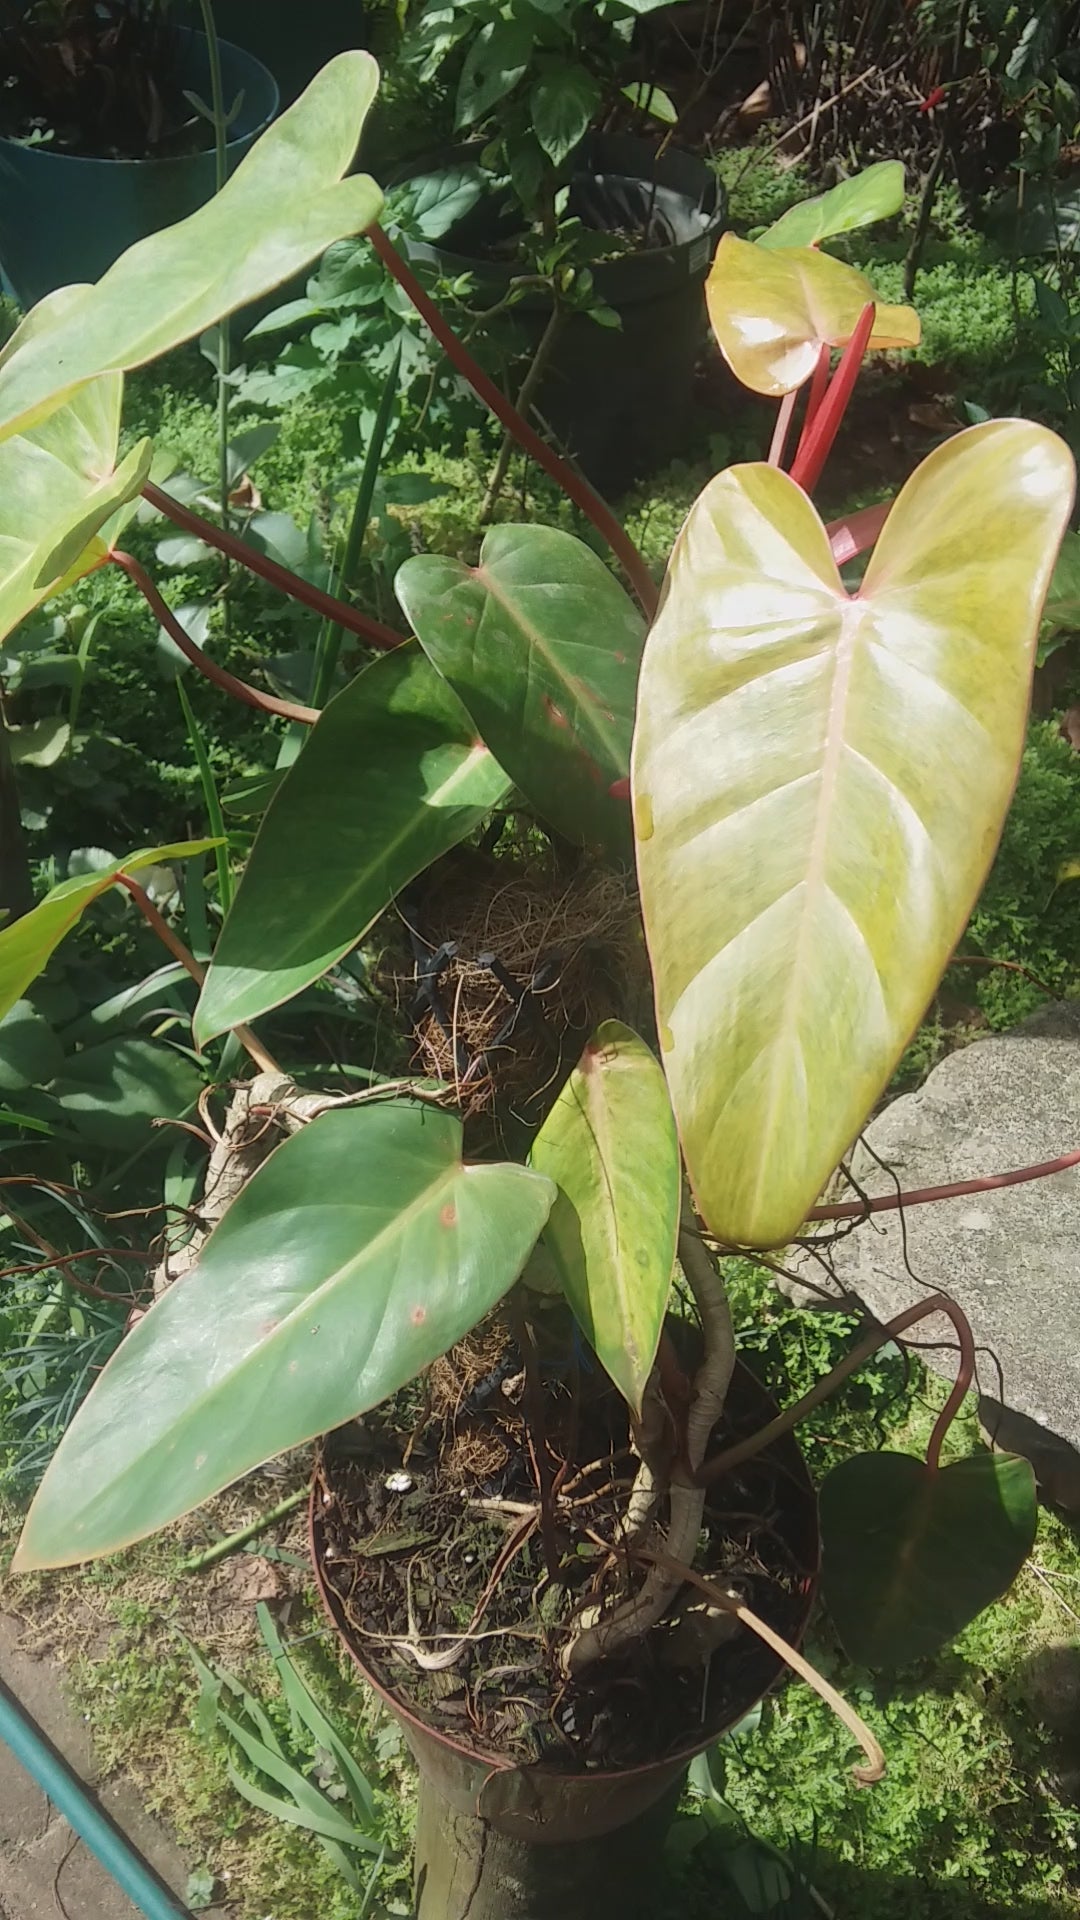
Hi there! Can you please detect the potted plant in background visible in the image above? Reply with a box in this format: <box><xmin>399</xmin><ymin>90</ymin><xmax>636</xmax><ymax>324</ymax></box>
<box><xmin>0</xmin><ymin>73</ymin><xmax>1067</xmax><ymax>1916</ymax></box>
<box><xmin>395</xmin><ymin>0</ymin><xmax>727</xmax><ymax>489</ymax></box>
<box><xmin>212</xmin><ymin>0</ymin><xmax>374</xmax><ymax>106</ymax></box>
<box><xmin>0</xmin><ymin>0</ymin><xmax>278</xmax><ymax>308</ymax></box>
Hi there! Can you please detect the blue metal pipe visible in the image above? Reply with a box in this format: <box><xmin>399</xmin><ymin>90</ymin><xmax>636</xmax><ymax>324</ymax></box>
<box><xmin>0</xmin><ymin>1679</ymin><xmax>194</xmax><ymax>1919</ymax></box>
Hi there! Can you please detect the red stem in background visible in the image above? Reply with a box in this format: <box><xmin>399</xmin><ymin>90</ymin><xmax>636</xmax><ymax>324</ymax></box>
<box><xmin>697</xmin><ymin>1290</ymin><xmax>975</xmax><ymax>1485</ymax></box>
<box><xmin>116</xmin><ymin>873</ymin><xmax>281</xmax><ymax>1075</ymax></box>
<box><xmin>924</xmin><ymin>1296</ymin><xmax>976</xmax><ymax>1472</ymax></box>
<box><xmin>767</xmin><ymin>388</ymin><xmax>798</xmax><ymax>468</ymax></box>
<box><xmin>112</xmin><ymin>551</ymin><xmax>320</xmax><ymax>727</ymax></box>
<box><xmin>143</xmin><ymin>482</ymin><xmax>403</xmax><ymax>654</ymax></box>
<box><xmin>803</xmin><ymin>340</ymin><xmax>831</xmax><ymax>436</ymax></box>
<box><xmin>808</xmin><ymin>1146</ymin><xmax>1080</xmax><ymax>1222</ymax></box>
<box><xmin>826</xmin><ymin>499</ymin><xmax>891</xmax><ymax>566</ymax></box>
<box><xmin>366</xmin><ymin>223</ymin><xmax>659</xmax><ymax>621</ymax></box>
<box><xmin>790</xmin><ymin>302</ymin><xmax>875</xmax><ymax>495</ymax></box>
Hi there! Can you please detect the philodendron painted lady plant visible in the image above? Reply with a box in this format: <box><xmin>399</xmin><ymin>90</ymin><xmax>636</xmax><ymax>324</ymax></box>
<box><xmin>0</xmin><ymin>65</ymin><xmax>1072</xmax><ymax>1706</ymax></box>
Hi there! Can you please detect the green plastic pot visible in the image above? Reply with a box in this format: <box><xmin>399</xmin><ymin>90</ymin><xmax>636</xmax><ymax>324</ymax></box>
<box><xmin>0</xmin><ymin>28</ymin><xmax>278</xmax><ymax>312</ymax></box>
<box><xmin>213</xmin><ymin>0</ymin><xmax>370</xmax><ymax>105</ymax></box>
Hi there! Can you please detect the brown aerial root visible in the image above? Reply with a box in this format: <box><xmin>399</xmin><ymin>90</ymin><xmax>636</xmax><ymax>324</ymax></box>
<box><xmin>382</xmin><ymin>848</ymin><xmax>647</xmax><ymax>1119</ymax></box>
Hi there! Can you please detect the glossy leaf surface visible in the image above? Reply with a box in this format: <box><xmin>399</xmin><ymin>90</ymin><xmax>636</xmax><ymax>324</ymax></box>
<box><xmin>706</xmin><ymin>233</ymin><xmax>920</xmax><ymax>395</ymax></box>
<box><xmin>820</xmin><ymin>1451</ymin><xmax>1037</xmax><ymax>1666</ymax></box>
<box><xmin>0</xmin><ymin>365</ymin><xmax>151</xmax><ymax>647</ymax></box>
<box><xmin>396</xmin><ymin>525</ymin><xmax>646</xmax><ymax>853</ymax></box>
<box><xmin>14</xmin><ymin>1102</ymin><xmax>554</xmax><ymax>1568</ymax></box>
<box><xmin>632</xmin><ymin>421</ymin><xmax>1074</xmax><ymax>1247</ymax></box>
<box><xmin>0</xmin><ymin>54</ymin><xmax>382</xmax><ymax>443</ymax></box>
<box><xmin>194</xmin><ymin>646</ymin><xmax>510</xmax><ymax>1043</ymax></box>
<box><xmin>529</xmin><ymin>1021</ymin><xmax>679</xmax><ymax>1414</ymax></box>
<box><xmin>0</xmin><ymin>843</ymin><xmax>216</xmax><ymax>1027</ymax></box>
<box><xmin>758</xmin><ymin>162</ymin><xmax>905</xmax><ymax>250</ymax></box>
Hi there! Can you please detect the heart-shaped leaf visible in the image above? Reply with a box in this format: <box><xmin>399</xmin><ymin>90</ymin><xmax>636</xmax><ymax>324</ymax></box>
<box><xmin>396</xmin><ymin>524</ymin><xmax>646</xmax><ymax>854</ymax></box>
<box><xmin>529</xmin><ymin>1021</ymin><xmax>679</xmax><ymax>1414</ymax></box>
<box><xmin>0</xmin><ymin>362</ymin><xmax>152</xmax><ymax>648</ymax></box>
<box><xmin>194</xmin><ymin>645</ymin><xmax>510</xmax><ymax>1044</ymax></box>
<box><xmin>706</xmin><ymin>232</ymin><xmax>920</xmax><ymax>396</ymax></box>
<box><xmin>14</xmin><ymin>1101</ymin><xmax>554</xmax><ymax>1568</ymax></box>
<box><xmin>758</xmin><ymin>162</ymin><xmax>905</xmax><ymax>250</ymax></box>
<box><xmin>631</xmin><ymin>421</ymin><xmax>1074</xmax><ymax>1247</ymax></box>
<box><xmin>0</xmin><ymin>53</ymin><xmax>383</xmax><ymax>443</ymax></box>
<box><xmin>820</xmin><ymin>1450</ymin><xmax>1037</xmax><ymax>1666</ymax></box>
<box><xmin>0</xmin><ymin>842</ymin><xmax>218</xmax><ymax>1026</ymax></box>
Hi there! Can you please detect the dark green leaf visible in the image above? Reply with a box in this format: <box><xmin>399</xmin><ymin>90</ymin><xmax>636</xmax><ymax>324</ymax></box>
<box><xmin>51</xmin><ymin>1036</ymin><xmax>203</xmax><ymax>1148</ymax></box>
<box><xmin>531</xmin><ymin>64</ymin><xmax>601</xmax><ymax>166</ymax></box>
<box><xmin>455</xmin><ymin>18</ymin><xmax>532</xmax><ymax>128</ymax></box>
<box><xmin>820</xmin><ymin>1450</ymin><xmax>1037</xmax><ymax>1667</ymax></box>
<box><xmin>194</xmin><ymin>645</ymin><xmax>510</xmax><ymax>1042</ymax></box>
<box><xmin>15</xmin><ymin>1102</ymin><xmax>554</xmax><ymax>1566</ymax></box>
<box><xmin>0</xmin><ymin>1000</ymin><xmax>63</xmax><ymax>1092</ymax></box>
<box><xmin>396</xmin><ymin>525</ymin><xmax>645</xmax><ymax>854</ymax></box>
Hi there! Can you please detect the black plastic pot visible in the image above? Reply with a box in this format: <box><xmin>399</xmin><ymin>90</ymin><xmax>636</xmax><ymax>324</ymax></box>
<box><xmin>212</xmin><ymin>0</ymin><xmax>369</xmax><ymax>106</ymax></box>
<box><xmin>402</xmin><ymin>136</ymin><xmax>728</xmax><ymax>492</ymax></box>
<box><xmin>0</xmin><ymin>29</ymin><xmax>278</xmax><ymax>311</ymax></box>
<box><xmin>311</xmin><ymin>1356</ymin><xmax>817</xmax><ymax>1920</ymax></box>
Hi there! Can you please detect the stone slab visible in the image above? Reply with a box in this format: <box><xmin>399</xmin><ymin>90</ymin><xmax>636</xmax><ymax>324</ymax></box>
<box><xmin>820</xmin><ymin>1001</ymin><xmax>1080</xmax><ymax>1473</ymax></box>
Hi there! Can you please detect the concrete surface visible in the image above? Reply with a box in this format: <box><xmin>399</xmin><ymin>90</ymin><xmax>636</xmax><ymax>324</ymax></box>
<box><xmin>0</xmin><ymin>1612</ymin><xmax>226</xmax><ymax>1919</ymax></box>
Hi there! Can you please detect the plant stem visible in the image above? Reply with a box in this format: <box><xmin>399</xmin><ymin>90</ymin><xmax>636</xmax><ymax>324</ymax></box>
<box><xmin>789</xmin><ymin>302</ymin><xmax>875</xmax><ymax>494</ymax></box>
<box><xmin>635</xmin><ymin>1545</ymin><xmax>885</xmax><ymax>1784</ymax></box>
<box><xmin>196</xmin><ymin>0</ymin><xmax>233</xmax><ymax>627</ymax></box>
<box><xmin>807</xmin><ymin>1147</ymin><xmax>1080</xmax><ymax>1220</ymax></box>
<box><xmin>695</xmin><ymin>1290</ymin><xmax>976</xmax><ymax>1486</ymax></box>
<box><xmin>0</xmin><ymin>694</ymin><xmax>34</xmax><ymax>924</ymax></box>
<box><xmin>480</xmin><ymin>304</ymin><xmax>565</xmax><ymax>524</ymax></box>
<box><xmin>311</xmin><ymin>343</ymin><xmax>402</xmax><ymax>709</ymax></box>
<box><xmin>180</xmin><ymin>1486</ymin><xmax>307</xmax><ymax>1571</ymax></box>
<box><xmin>826</xmin><ymin>500</ymin><xmax>891</xmax><ymax>565</ymax></box>
<box><xmin>506</xmin><ymin>1293</ymin><xmax>561</xmax><ymax>1583</ymax></box>
<box><xmin>116</xmin><ymin>874</ymin><xmax>281</xmax><ymax>1075</ymax></box>
<box><xmin>141</xmin><ymin>484</ymin><xmax>403</xmax><ymax>652</ymax></box>
<box><xmin>112</xmin><ymin>552</ymin><xmax>320</xmax><ymax>726</ymax></box>
<box><xmin>366</xmin><ymin>224</ymin><xmax>659</xmax><ymax>619</ymax></box>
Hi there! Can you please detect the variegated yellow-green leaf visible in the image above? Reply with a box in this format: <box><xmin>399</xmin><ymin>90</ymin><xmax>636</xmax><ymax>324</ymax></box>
<box><xmin>0</xmin><ymin>360</ymin><xmax>150</xmax><ymax>647</ymax></box>
<box><xmin>632</xmin><ymin>420</ymin><xmax>1074</xmax><ymax>1248</ymax></box>
<box><xmin>705</xmin><ymin>232</ymin><xmax>920</xmax><ymax>396</ymax></box>
<box><xmin>0</xmin><ymin>53</ymin><xmax>382</xmax><ymax>443</ymax></box>
<box><xmin>0</xmin><ymin>844</ymin><xmax>218</xmax><ymax>1024</ymax></box>
<box><xmin>529</xmin><ymin>1021</ymin><xmax>679</xmax><ymax>1415</ymax></box>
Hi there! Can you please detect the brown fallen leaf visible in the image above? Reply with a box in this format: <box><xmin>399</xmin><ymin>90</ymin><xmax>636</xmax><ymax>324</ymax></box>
<box><xmin>1060</xmin><ymin>704</ymin><xmax>1080</xmax><ymax>750</ymax></box>
<box><xmin>218</xmin><ymin>1555</ymin><xmax>287</xmax><ymax>1604</ymax></box>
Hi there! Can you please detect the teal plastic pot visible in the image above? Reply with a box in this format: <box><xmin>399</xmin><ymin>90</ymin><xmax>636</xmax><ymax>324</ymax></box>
<box><xmin>213</xmin><ymin>0</ymin><xmax>370</xmax><ymax>105</ymax></box>
<box><xmin>0</xmin><ymin>29</ymin><xmax>278</xmax><ymax>311</ymax></box>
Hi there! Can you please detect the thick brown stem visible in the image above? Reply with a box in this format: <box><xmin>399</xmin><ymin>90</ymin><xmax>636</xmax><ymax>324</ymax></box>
<box><xmin>565</xmin><ymin>1228</ymin><xmax>735</xmax><ymax>1672</ymax></box>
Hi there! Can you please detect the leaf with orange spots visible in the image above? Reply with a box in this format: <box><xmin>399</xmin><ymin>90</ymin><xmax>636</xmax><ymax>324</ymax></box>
<box><xmin>14</xmin><ymin>1103</ymin><xmax>554</xmax><ymax>1569</ymax></box>
<box><xmin>396</xmin><ymin>525</ymin><xmax>646</xmax><ymax>855</ymax></box>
